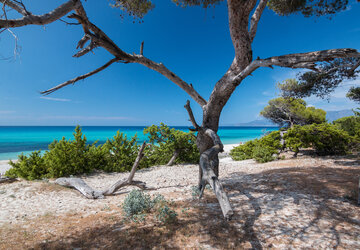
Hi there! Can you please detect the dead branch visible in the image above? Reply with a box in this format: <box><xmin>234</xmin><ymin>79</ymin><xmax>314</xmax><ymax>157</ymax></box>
<box><xmin>166</xmin><ymin>150</ymin><xmax>179</xmax><ymax>166</ymax></box>
<box><xmin>184</xmin><ymin>100</ymin><xmax>200</xmax><ymax>130</ymax></box>
<box><xmin>140</xmin><ymin>41</ymin><xmax>144</xmax><ymax>56</ymax></box>
<box><xmin>0</xmin><ymin>176</ymin><xmax>17</xmax><ymax>184</ymax></box>
<box><xmin>0</xmin><ymin>0</ymin><xmax>79</xmax><ymax>28</ymax></box>
<box><xmin>56</xmin><ymin>142</ymin><xmax>147</xmax><ymax>199</ymax></box>
<box><xmin>41</xmin><ymin>58</ymin><xmax>119</xmax><ymax>95</ymax></box>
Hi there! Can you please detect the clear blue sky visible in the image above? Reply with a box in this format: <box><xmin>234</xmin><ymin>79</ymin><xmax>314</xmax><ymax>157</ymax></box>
<box><xmin>0</xmin><ymin>1</ymin><xmax>359</xmax><ymax>126</ymax></box>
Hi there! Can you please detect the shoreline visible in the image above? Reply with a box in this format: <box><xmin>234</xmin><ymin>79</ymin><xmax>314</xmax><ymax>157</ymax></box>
<box><xmin>0</xmin><ymin>143</ymin><xmax>241</xmax><ymax>175</ymax></box>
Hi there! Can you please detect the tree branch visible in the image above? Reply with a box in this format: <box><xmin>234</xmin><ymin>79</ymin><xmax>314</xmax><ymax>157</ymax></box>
<box><xmin>0</xmin><ymin>0</ymin><xmax>28</xmax><ymax>16</ymax></box>
<box><xmin>41</xmin><ymin>58</ymin><xmax>119</xmax><ymax>95</ymax></box>
<box><xmin>184</xmin><ymin>100</ymin><xmax>200</xmax><ymax>130</ymax></box>
<box><xmin>0</xmin><ymin>0</ymin><xmax>79</xmax><ymax>28</ymax></box>
<box><xmin>249</xmin><ymin>0</ymin><xmax>268</xmax><ymax>43</ymax></box>
<box><xmin>233</xmin><ymin>48</ymin><xmax>360</xmax><ymax>83</ymax></box>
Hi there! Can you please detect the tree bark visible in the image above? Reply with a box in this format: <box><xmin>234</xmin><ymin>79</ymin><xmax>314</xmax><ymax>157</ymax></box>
<box><xmin>185</xmin><ymin>101</ymin><xmax>233</xmax><ymax>220</ymax></box>
<box><xmin>198</xmin><ymin>128</ymin><xmax>233</xmax><ymax>220</ymax></box>
<box><xmin>56</xmin><ymin>142</ymin><xmax>147</xmax><ymax>198</ymax></box>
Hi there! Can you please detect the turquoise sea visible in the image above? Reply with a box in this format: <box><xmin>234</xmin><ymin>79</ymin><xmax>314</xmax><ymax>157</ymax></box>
<box><xmin>0</xmin><ymin>126</ymin><xmax>278</xmax><ymax>160</ymax></box>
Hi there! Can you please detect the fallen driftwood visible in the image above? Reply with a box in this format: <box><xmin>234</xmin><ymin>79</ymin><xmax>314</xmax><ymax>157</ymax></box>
<box><xmin>0</xmin><ymin>176</ymin><xmax>17</xmax><ymax>184</ymax></box>
<box><xmin>55</xmin><ymin>142</ymin><xmax>147</xmax><ymax>199</ymax></box>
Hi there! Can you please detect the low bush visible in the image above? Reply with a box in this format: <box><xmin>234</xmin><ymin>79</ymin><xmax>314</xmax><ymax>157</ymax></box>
<box><xmin>252</xmin><ymin>145</ymin><xmax>277</xmax><ymax>163</ymax></box>
<box><xmin>6</xmin><ymin>124</ymin><xmax>199</xmax><ymax>180</ymax></box>
<box><xmin>285</xmin><ymin>123</ymin><xmax>352</xmax><ymax>155</ymax></box>
<box><xmin>143</xmin><ymin>123</ymin><xmax>199</xmax><ymax>165</ymax></box>
<box><xmin>5</xmin><ymin>151</ymin><xmax>47</xmax><ymax>180</ymax></box>
<box><xmin>6</xmin><ymin>126</ymin><xmax>104</xmax><ymax>180</ymax></box>
<box><xmin>122</xmin><ymin>189</ymin><xmax>153</xmax><ymax>218</ymax></box>
<box><xmin>230</xmin><ymin>130</ymin><xmax>281</xmax><ymax>163</ymax></box>
<box><xmin>122</xmin><ymin>190</ymin><xmax>177</xmax><ymax>224</ymax></box>
<box><xmin>101</xmin><ymin>132</ymin><xmax>140</xmax><ymax>172</ymax></box>
<box><xmin>44</xmin><ymin>126</ymin><xmax>97</xmax><ymax>177</ymax></box>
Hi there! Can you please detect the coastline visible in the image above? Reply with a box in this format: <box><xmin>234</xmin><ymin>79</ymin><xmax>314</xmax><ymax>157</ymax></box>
<box><xmin>0</xmin><ymin>143</ymin><xmax>241</xmax><ymax>175</ymax></box>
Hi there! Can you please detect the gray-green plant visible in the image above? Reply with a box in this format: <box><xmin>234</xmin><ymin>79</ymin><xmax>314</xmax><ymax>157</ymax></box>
<box><xmin>122</xmin><ymin>190</ymin><xmax>177</xmax><ymax>224</ymax></box>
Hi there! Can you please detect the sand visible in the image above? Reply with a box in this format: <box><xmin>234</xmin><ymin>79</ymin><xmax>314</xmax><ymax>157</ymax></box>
<box><xmin>1</xmin><ymin>147</ymin><xmax>360</xmax><ymax>249</ymax></box>
<box><xmin>0</xmin><ymin>160</ymin><xmax>14</xmax><ymax>175</ymax></box>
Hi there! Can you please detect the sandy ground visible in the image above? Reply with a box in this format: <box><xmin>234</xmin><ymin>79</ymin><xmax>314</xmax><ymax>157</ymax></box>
<box><xmin>1</xmin><ymin>148</ymin><xmax>360</xmax><ymax>249</ymax></box>
<box><xmin>0</xmin><ymin>160</ymin><xmax>13</xmax><ymax>175</ymax></box>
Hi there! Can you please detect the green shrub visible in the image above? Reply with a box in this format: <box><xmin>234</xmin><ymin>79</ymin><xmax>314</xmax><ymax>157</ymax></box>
<box><xmin>44</xmin><ymin>126</ymin><xmax>96</xmax><ymax>177</ymax></box>
<box><xmin>285</xmin><ymin>123</ymin><xmax>352</xmax><ymax>155</ymax></box>
<box><xmin>5</xmin><ymin>151</ymin><xmax>47</xmax><ymax>180</ymax></box>
<box><xmin>252</xmin><ymin>145</ymin><xmax>276</xmax><ymax>163</ymax></box>
<box><xmin>333</xmin><ymin>115</ymin><xmax>360</xmax><ymax>150</ymax></box>
<box><xmin>6</xmin><ymin>124</ymin><xmax>200</xmax><ymax>180</ymax></box>
<box><xmin>230</xmin><ymin>130</ymin><xmax>281</xmax><ymax>163</ymax></box>
<box><xmin>155</xmin><ymin>204</ymin><xmax>178</xmax><ymax>224</ymax></box>
<box><xmin>143</xmin><ymin>123</ymin><xmax>199</xmax><ymax>165</ymax></box>
<box><xmin>230</xmin><ymin>139</ymin><xmax>258</xmax><ymax>161</ymax></box>
<box><xmin>101</xmin><ymin>132</ymin><xmax>140</xmax><ymax>172</ymax></box>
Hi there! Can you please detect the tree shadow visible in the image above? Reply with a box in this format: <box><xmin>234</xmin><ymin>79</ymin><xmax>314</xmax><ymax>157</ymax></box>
<box><xmin>32</xmin><ymin>161</ymin><xmax>360</xmax><ymax>249</ymax></box>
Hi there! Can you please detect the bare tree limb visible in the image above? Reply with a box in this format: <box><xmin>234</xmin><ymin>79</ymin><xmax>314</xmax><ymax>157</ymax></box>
<box><xmin>233</xmin><ymin>48</ymin><xmax>360</xmax><ymax>83</ymax></box>
<box><xmin>249</xmin><ymin>0</ymin><xmax>268</xmax><ymax>43</ymax></box>
<box><xmin>140</xmin><ymin>41</ymin><xmax>144</xmax><ymax>56</ymax></box>
<box><xmin>41</xmin><ymin>58</ymin><xmax>119</xmax><ymax>95</ymax></box>
<box><xmin>348</xmin><ymin>59</ymin><xmax>360</xmax><ymax>76</ymax></box>
<box><xmin>131</xmin><ymin>55</ymin><xmax>207</xmax><ymax>106</ymax></box>
<box><xmin>0</xmin><ymin>0</ymin><xmax>79</xmax><ymax>28</ymax></box>
<box><xmin>0</xmin><ymin>0</ymin><xmax>28</xmax><ymax>16</ymax></box>
<box><xmin>184</xmin><ymin>100</ymin><xmax>200</xmax><ymax>130</ymax></box>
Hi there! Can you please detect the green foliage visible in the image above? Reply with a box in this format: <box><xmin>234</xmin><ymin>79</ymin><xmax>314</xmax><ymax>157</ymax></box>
<box><xmin>43</xmin><ymin>126</ymin><xmax>96</xmax><ymax>178</ymax></box>
<box><xmin>101</xmin><ymin>132</ymin><xmax>140</xmax><ymax>172</ymax></box>
<box><xmin>278</xmin><ymin>57</ymin><xmax>359</xmax><ymax>100</ymax></box>
<box><xmin>111</xmin><ymin>0</ymin><xmax>154</xmax><ymax>19</ymax></box>
<box><xmin>155</xmin><ymin>204</ymin><xmax>178</xmax><ymax>224</ymax></box>
<box><xmin>347</xmin><ymin>86</ymin><xmax>360</xmax><ymax>104</ymax></box>
<box><xmin>260</xmin><ymin>96</ymin><xmax>326</xmax><ymax>127</ymax></box>
<box><xmin>230</xmin><ymin>140</ymin><xmax>258</xmax><ymax>161</ymax></box>
<box><xmin>172</xmin><ymin>0</ymin><xmax>222</xmax><ymax>8</ymax></box>
<box><xmin>143</xmin><ymin>123</ymin><xmax>199</xmax><ymax>165</ymax></box>
<box><xmin>122</xmin><ymin>191</ymin><xmax>177</xmax><ymax>224</ymax></box>
<box><xmin>333</xmin><ymin>115</ymin><xmax>360</xmax><ymax>137</ymax></box>
<box><xmin>7</xmin><ymin>124</ymin><xmax>199</xmax><ymax>180</ymax></box>
<box><xmin>285</xmin><ymin>123</ymin><xmax>352</xmax><ymax>155</ymax></box>
<box><xmin>5</xmin><ymin>151</ymin><xmax>47</xmax><ymax>180</ymax></box>
<box><xmin>252</xmin><ymin>145</ymin><xmax>276</xmax><ymax>163</ymax></box>
<box><xmin>268</xmin><ymin>0</ymin><xmax>350</xmax><ymax>17</ymax></box>
<box><xmin>122</xmin><ymin>189</ymin><xmax>153</xmax><ymax>218</ymax></box>
<box><xmin>230</xmin><ymin>131</ymin><xmax>281</xmax><ymax>163</ymax></box>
